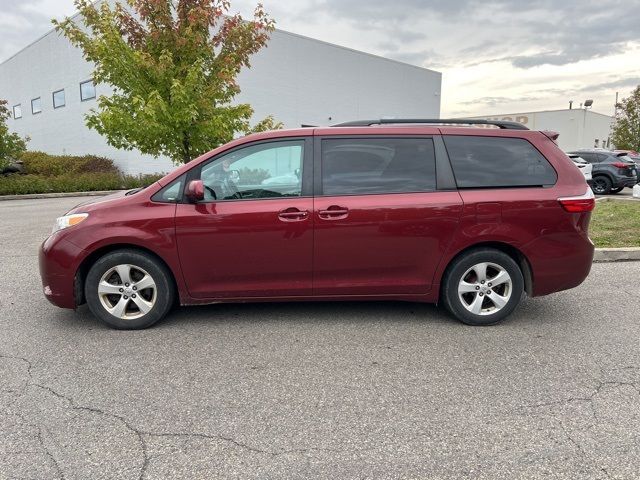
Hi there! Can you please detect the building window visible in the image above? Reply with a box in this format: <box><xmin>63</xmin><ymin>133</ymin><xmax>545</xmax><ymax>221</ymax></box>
<box><xmin>13</xmin><ymin>104</ymin><xmax>22</xmax><ymax>119</ymax></box>
<box><xmin>53</xmin><ymin>89</ymin><xmax>65</xmax><ymax>109</ymax></box>
<box><xmin>80</xmin><ymin>80</ymin><xmax>96</xmax><ymax>101</ymax></box>
<box><xmin>31</xmin><ymin>97</ymin><xmax>42</xmax><ymax>115</ymax></box>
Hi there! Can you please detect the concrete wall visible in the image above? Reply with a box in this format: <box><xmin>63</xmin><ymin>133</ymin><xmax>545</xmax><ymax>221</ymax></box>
<box><xmin>0</xmin><ymin>16</ymin><xmax>441</xmax><ymax>175</ymax></box>
<box><xmin>466</xmin><ymin>109</ymin><xmax>614</xmax><ymax>151</ymax></box>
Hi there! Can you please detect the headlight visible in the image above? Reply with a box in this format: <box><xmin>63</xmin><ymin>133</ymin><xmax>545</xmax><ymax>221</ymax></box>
<box><xmin>52</xmin><ymin>213</ymin><xmax>89</xmax><ymax>233</ymax></box>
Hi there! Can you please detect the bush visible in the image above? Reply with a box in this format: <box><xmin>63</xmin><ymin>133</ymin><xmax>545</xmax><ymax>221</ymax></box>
<box><xmin>19</xmin><ymin>151</ymin><xmax>120</xmax><ymax>176</ymax></box>
<box><xmin>0</xmin><ymin>151</ymin><xmax>166</xmax><ymax>195</ymax></box>
<box><xmin>0</xmin><ymin>172</ymin><xmax>163</xmax><ymax>196</ymax></box>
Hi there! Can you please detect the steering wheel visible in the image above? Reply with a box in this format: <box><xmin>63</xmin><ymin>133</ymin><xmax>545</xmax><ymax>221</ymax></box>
<box><xmin>204</xmin><ymin>185</ymin><xmax>217</xmax><ymax>200</ymax></box>
<box><xmin>222</xmin><ymin>178</ymin><xmax>242</xmax><ymax>199</ymax></box>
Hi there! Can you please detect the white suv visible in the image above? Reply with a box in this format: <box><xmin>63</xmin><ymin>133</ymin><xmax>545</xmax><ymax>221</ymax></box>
<box><xmin>567</xmin><ymin>154</ymin><xmax>592</xmax><ymax>183</ymax></box>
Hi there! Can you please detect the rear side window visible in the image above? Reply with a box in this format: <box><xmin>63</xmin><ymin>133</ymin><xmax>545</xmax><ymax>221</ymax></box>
<box><xmin>444</xmin><ymin>136</ymin><xmax>557</xmax><ymax>188</ymax></box>
<box><xmin>321</xmin><ymin>138</ymin><xmax>436</xmax><ymax>195</ymax></box>
<box><xmin>573</xmin><ymin>153</ymin><xmax>596</xmax><ymax>163</ymax></box>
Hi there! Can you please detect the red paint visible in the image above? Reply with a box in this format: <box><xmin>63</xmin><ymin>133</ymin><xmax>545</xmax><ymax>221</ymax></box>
<box><xmin>313</xmin><ymin>192</ymin><xmax>463</xmax><ymax>295</ymax></box>
<box><xmin>39</xmin><ymin>125</ymin><xmax>594</xmax><ymax>310</ymax></box>
<box><xmin>175</xmin><ymin>198</ymin><xmax>313</xmax><ymax>298</ymax></box>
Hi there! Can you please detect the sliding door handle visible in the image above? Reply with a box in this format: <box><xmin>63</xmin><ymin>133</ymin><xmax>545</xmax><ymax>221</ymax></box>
<box><xmin>318</xmin><ymin>206</ymin><xmax>349</xmax><ymax>219</ymax></box>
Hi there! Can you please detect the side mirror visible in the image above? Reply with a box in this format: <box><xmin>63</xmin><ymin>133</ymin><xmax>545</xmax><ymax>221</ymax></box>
<box><xmin>185</xmin><ymin>179</ymin><xmax>204</xmax><ymax>202</ymax></box>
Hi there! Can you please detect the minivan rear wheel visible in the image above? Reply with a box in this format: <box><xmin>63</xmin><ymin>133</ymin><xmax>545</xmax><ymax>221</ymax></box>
<box><xmin>442</xmin><ymin>248</ymin><xmax>524</xmax><ymax>326</ymax></box>
<box><xmin>85</xmin><ymin>249</ymin><xmax>174</xmax><ymax>329</ymax></box>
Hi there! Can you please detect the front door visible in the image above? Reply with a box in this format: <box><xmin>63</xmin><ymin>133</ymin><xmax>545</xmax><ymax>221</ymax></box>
<box><xmin>175</xmin><ymin>138</ymin><xmax>313</xmax><ymax>298</ymax></box>
<box><xmin>313</xmin><ymin>136</ymin><xmax>463</xmax><ymax>296</ymax></box>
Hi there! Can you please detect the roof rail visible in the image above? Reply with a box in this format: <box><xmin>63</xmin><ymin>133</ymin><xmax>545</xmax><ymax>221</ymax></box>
<box><xmin>331</xmin><ymin>118</ymin><xmax>530</xmax><ymax>130</ymax></box>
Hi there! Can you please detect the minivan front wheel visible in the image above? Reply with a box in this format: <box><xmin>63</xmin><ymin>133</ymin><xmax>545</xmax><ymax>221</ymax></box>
<box><xmin>85</xmin><ymin>249</ymin><xmax>175</xmax><ymax>329</ymax></box>
<box><xmin>442</xmin><ymin>249</ymin><xmax>524</xmax><ymax>326</ymax></box>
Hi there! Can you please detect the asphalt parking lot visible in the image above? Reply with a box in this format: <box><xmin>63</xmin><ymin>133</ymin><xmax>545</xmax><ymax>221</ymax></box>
<box><xmin>1</xmin><ymin>196</ymin><xmax>639</xmax><ymax>479</ymax></box>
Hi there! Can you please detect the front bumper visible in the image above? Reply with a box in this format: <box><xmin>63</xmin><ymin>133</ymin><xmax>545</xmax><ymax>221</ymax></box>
<box><xmin>39</xmin><ymin>235</ymin><xmax>85</xmax><ymax>309</ymax></box>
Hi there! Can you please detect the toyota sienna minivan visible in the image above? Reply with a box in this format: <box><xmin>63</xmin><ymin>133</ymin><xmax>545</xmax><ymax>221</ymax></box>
<box><xmin>39</xmin><ymin>119</ymin><xmax>595</xmax><ymax>329</ymax></box>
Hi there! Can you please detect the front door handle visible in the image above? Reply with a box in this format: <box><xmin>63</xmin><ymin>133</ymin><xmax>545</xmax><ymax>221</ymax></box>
<box><xmin>278</xmin><ymin>208</ymin><xmax>309</xmax><ymax>222</ymax></box>
<box><xmin>318</xmin><ymin>205</ymin><xmax>349</xmax><ymax>220</ymax></box>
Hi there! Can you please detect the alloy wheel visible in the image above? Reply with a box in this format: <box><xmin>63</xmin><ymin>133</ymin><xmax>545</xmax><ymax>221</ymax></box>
<box><xmin>592</xmin><ymin>178</ymin><xmax>607</xmax><ymax>194</ymax></box>
<box><xmin>98</xmin><ymin>264</ymin><xmax>157</xmax><ymax>320</ymax></box>
<box><xmin>457</xmin><ymin>262</ymin><xmax>512</xmax><ymax>316</ymax></box>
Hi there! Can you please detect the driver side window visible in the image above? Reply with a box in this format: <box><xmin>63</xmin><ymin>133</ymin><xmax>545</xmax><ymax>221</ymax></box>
<box><xmin>200</xmin><ymin>140</ymin><xmax>304</xmax><ymax>201</ymax></box>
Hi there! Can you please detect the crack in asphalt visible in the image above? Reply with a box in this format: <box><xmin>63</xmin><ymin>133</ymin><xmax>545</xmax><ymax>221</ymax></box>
<box><xmin>519</xmin><ymin>375</ymin><xmax>640</xmax><ymax>479</ymax></box>
<box><xmin>1</xmin><ymin>353</ymin><xmax>338</xmax><ymax>480</ymax></box>
<box><xmin>559</xmin><ymin>422</ymin><xmax>613</xmax><ymax>480</ymax></box>
<box><xmin>5</xmin><ymin>349</ymin><xmax>638</xmax><ymax>479</ymax></box>
<box><xmin>37</xmin><ymin>424</ymin><xmax>66</xmax><ymax>480</ymax></box>
<box><xmin>6</xmin><ymin>406</ymin><xmax>66</xmax><ymax>480</ymax></box>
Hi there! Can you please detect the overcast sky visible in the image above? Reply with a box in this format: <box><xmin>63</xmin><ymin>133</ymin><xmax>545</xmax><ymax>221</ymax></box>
<box><xmin>1</xmin><ymin>0</ymin><xmax>639</xmax><ymax>117</ymax></box>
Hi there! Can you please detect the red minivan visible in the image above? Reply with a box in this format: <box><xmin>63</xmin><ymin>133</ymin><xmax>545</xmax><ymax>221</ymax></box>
<box><xmin>39</xmin><ymin>119</ymin><xmax>595</xmax><ymax>329</ymax></box>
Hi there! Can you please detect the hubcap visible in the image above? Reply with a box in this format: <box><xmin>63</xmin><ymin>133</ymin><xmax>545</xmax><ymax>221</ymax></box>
<box><xmin>458</xmin><ymin>262</ymin><xmax>512</xmax><ymax>316</ymax></box>
<box><xmin>98</xmin><ymin>264</ymin><xmax>157</xmax><ymax>320</ymax></box>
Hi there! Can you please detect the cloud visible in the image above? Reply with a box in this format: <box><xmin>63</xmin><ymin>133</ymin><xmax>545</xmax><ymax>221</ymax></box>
<box><xmin>286</xmin><ymin>0</ymin><xmax>640</xmax><ymax>70</ymax></box>
<box><xmin>2</xmin><ymin>0</ymin><xmax>639</xmax><ymax>117</ymax></box>
<box><xmin>0</xmin><ymin>0</ymin><xmax>76</xmax><ymax>64</ymax></box>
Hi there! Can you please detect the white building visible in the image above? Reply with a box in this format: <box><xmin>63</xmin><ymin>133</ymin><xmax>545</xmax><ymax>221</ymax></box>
<box><xmin>465</xmin><ymin>109</ymin><xmax>614</xmax><ymax>152</ymax></box>
<box><xmin>0</xmin><ymin>11</ymin><xmax>441</xmax><ymax>175</ymax></box>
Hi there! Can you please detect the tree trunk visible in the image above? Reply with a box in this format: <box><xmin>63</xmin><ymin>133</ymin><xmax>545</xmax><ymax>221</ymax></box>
<box><xmin>181</xmin><ymin>132</ymin><xmax>191</xmax><ymax>164</ymax></box>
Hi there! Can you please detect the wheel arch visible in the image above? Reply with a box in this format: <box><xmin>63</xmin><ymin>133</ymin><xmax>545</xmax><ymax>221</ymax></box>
<box><xmin>74</xmin><ymin>243</ymin><xmax>180</xmax><ymax>306</ymax></box>
<box><xmin>591</xmin><ymin>171</ymin><xmax>614</xmax><ymax>182</ymax></box>
<box><xmin>439</xmin><ymin>241</ymin><xmax>533</xmax><ymax>300</ymax></box>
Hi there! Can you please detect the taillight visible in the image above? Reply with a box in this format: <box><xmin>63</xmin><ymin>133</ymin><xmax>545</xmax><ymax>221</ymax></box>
<box><xmin>611</xmin><ymin>162</ymin><xmax>629</xmax><ymax>168</ymax></box>
<box><xmin>558</xmin><ymin>189</ymin><xmax>595</xmax><ymax>213</ymax></box>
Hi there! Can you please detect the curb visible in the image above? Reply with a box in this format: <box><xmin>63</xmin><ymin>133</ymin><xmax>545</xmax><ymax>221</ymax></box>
<box><xmin>593</xmin><ymin>248</ymin><xmax>640</xmax><ymax>263</ymax></box>
<box><xmin>0</xmin><ymin>190</ymin><xmax>123</xmax><ymax>201</ymax></box>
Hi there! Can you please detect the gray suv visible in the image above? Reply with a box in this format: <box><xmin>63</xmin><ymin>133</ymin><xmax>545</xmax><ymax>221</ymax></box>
<box><xmin>567</xmin><ymin>149</ymin><xmax>638</xmax><ymax>194</ymax></box>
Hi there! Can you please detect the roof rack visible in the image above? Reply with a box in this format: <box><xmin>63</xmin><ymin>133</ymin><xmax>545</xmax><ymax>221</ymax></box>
<box><xmin>331</xmin><ymin>118</ymin><xmax>530</xmax><ymax>130</ymax></box>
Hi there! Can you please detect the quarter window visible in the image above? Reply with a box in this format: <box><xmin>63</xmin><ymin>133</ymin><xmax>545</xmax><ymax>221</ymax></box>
<box><xmin>152</xmin><ymin>175</ymin><xmax>185</xmax><ymax>203</ymax></box>
<box><xmin>31</xmin><ymin>97</ymin><xmax>42</xmax><ymax>114</ymax></box>
<box><xmin>80</xmin><ymin>80</ymin><xmax>96</xmax><ymax>101</ymax></box>
<box><xmin>53</xmin><ymin>89</ymin><xmax>65</xmax><ymax>108</ymax></box>
<box><xmin>444</xmin><ymin>136</ymin><xmax>557</xmax><ymax>188</ymax></box>
<box><xmin>200</xmin><ymin>141</ymin><xmax>304</xmax><ymax>201</ymax></box>
<box><xmin>12</xmin><ymin>104</ymin><xmax>22</xmax><ymax>119</ymax></box>
<box><xmin>321</xmin><ymin>138</ymin><xmax>436</xmax><ymax>196</ymax></box>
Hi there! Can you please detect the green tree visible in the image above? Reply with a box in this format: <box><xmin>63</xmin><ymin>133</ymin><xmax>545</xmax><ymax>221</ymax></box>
<box><xmin>612</xmin><ymin>86</ymin><xmax>640</xmax><ymax>152</ymax></box>
<box><xmin>0</xmin><ymin>100</ymin><xmax>29</xmax><ymax>167</ymax></box>
<box><xmin>54</xmin><ymin>0</ymin><xmax>281</xmax><ymax>164</ymax></box>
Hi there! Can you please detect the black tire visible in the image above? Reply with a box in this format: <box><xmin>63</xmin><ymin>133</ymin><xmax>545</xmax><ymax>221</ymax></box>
<box><xmin>609</xmin><ymin>187</ymin><xmax>624</xmax><ymax>194</ymax></box>
<box><xmin>85</xmin><ymin>249</ymin><xmax>175</xmax><ymax>329</ymax></box>
<box><xmin>591</xmin><ymin>176</ymin><xmax>612</xmax><ymax>195</ymax></box>
<box><xmin>441</xmin><ymin>248</ymin><xmax>524</xmax><ymax>326</ymax></box>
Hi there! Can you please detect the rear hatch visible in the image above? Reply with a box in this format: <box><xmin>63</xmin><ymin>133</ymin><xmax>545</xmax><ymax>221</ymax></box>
<box><xmin>612</xmin><ymin>153</ymin><xmax>638</xmax><ymax>178</ymax></box>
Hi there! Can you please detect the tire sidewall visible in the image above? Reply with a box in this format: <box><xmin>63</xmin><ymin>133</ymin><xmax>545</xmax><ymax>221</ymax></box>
<box><xmin>591</xmin><ymin>176</ymin><xmax>611</xmax><ymax>195</ymax></box>
<box><xmin>85</xmin><ymin>250</ymin><xmax>174</xmax><ymax>329</ymax></box>
<box><xmin>443</xmin><ymin>249</ymin><xmax>524</xmax><ymax>326</ymax></box>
